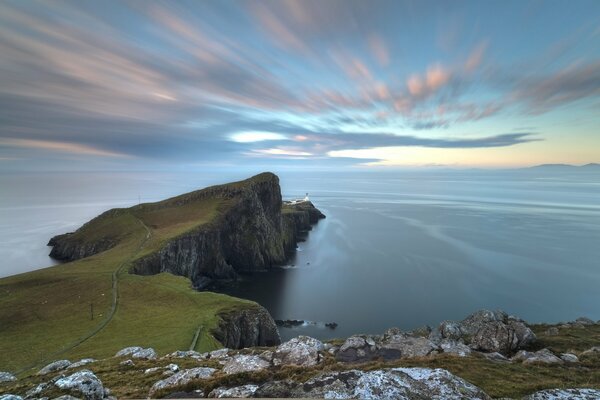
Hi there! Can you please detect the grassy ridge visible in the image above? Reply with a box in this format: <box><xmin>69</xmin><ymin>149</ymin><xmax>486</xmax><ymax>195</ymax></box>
<box><xmin>0</xmin><ymin>182</ymin><xmax>259</xmax><ymax>374</ymax></box>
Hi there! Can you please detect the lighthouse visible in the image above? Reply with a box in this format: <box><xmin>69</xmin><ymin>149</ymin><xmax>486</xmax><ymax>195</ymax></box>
<box><xmin>304</xmin><ymin>193</ymin><xmax>309</xmax><ymax>202</ymax></box>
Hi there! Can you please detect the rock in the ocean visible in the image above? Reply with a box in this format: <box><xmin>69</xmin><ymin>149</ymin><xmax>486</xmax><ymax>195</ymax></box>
<box><xmin>115</xmin><ymin>346</ymin><xmax>157</xmax><ymax>359</ymax></box>
<box><xmin>208</xmin><ymin>384</ymin><xmax>259</xmax><ymax>398</ymax></box>
<box><xmin>272</xmin><ymin>336</ymin><xmax>324</xmax><ymax>367</ymax></box>
<box><xmin>0</xmin><ymin>372</ymin><xmax>17</xmax><ymax>383</ymax></box>
<box><xmin>38</xmin><ymin>359</ymin><xmax>71</xmax><ymax>375</ymax></box>
<box><xmin>54</xmin><ymin>369</ymin><xmax>105</xmax><ymax>400</ymax></box>
<box><xmin>336</xmin><ymin>336</ymin><xmax>379</xmax><ymax>362</ymax></box>
<box><xmin>523</xmin><ymin>388</ymin><xmax>600</xmax><ymax>399</ymax></box>
<box><xmin>67</xmin><ymin>358</ymin><xmax>96</xmax><ymax>369</ymax></box>
<box><xmin>222</xmin><ymin>354</ymin><xmax>270</xmax><ymax>375</ymax></box>
<box><xmin>149</xmin><ymin>367</ymin><xmax>217</xmax><ymax>396</ymax></box>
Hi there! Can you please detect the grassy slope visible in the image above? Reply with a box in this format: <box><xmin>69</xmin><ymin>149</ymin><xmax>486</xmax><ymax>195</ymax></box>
<box><xmin>0</xmin><ymin>184</ymin><xmax>256</xmax><ymax>375</ymax></box>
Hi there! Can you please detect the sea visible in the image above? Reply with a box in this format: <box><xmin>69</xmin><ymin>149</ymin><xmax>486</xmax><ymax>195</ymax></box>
<box><xmin>1</xmin><ymin>168</ymin><xmax>599</xmax><ymax>340</ymax></box>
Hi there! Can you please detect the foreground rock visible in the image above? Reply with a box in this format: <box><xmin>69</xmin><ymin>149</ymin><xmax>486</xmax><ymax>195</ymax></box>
<box><xmin>0</xmin><ymin>372</ymin><xmax>17</xmax><ymax>383</ymax></box>
<box><xmin>272</xmin><ymin>336</ymin><xmax>324</xmax><ymax>367</ymax></box>
<box><xmin>432</xmin><ymin>310</ymin><xmax>536</xmax><ymax>355</ymax></box>
<box><xmin>150</xmin><ymin>367</ymin><xmax>217</xmax><ymax>396</ymax></box>
<box><xmin>252</xmin><ymin>367</ymin><xmax>490</xmax><ymax>399</ymax></box>
<box><xmin>54</xmin><ymin>370</ymin><xmax>106</xmax><ymax>400</ymax></box>
<box><xmin>37</xmin><ymin>360</ymin><xmax>71</xmax><ymax>375</ymax></box>
<box><xmin>115</xmin><ymin>346</ymin><xmax>157</xmax><ymax>359</ymax></box>
<box><xmin>222</xmin><ymin>355</ymin><xmax>270</xmax><ymax>375</ymax></box>
<box><xmin>209</xmin><ymin>385</ymin><xmax>259</xmax><ymax>398</ymax></box>
<box><xmin>512</xmin><ymin>349</ymin><xmax>563</xmax><ymax>365</ymax></box>
<box><xmin>524</xmin><ymin>388</ymin><xmax>600</xmax><ymax>399</ymax></box>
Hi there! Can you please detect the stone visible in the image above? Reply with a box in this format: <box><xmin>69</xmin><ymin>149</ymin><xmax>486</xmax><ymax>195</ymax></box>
<box><xmin>286</xmin><ymin>368</ymin><xmax>490</xmax><ymax>399</ymax></box>
<box><xmin>149</xmin><ymin>367</ymin><xmax>217</xmax><ymax>396</ymax></box>
<box><xmin>167</xmin><ymin>350</ymin><xmax>203</xmax><ymax>359</ymax></box>
<box><xmin>67</xmin><ymin>359</ymin><xmax>96</xmax><ymax>370</ymax></box>
<box><xmin>272</xmin><ymin>336</ymin><xmax>324</xmax><ymax>367</ymax></box>
<box><xmin>53</xmin><ymin>396</ymin><xmax>81</xmax><ymax>400</ymax></box>
<box><xmin>0</xmin><ymin>396</ymin><xmax>23</xmax><ymax>400</ymax></box>
<box><xmin>482</xmin><ymin>352</ymin><xmax>510</xmax><ymax>362</ymax></box>
<box><xmin>407</xmin><ymin>325</ymin><xmax>432</xmax><ymax>338</ymax></box>
<box><xmin>163</xmin><ymin>389</ymin><xmax>204</xmax><ymax>398</ymax></box>
<box><xmin>54</xmin><ymin>369</ymin><xmax>105</xmax><ymax>400</ymax></box>
<box><xmin>0</xmin><ymin>372</ymin><xmax>17</xmax><ymax>383</ymax></box>
<box><xmin>379</xmin><ymin>336</ymin><xmax>439</xmax><ymax>360</ymax></box>
<box><xmin>165</xmin><ymin>364</ymin><xmax>179</xmax><ymax>373</ymax></box>
<box><xmin>513</xmin><ymin>349</ymin><xmax>563</xmax><ymax>365</ymax></box>
<box><xmin>114</xmin><ymin>346</ymin><xmax>157</xmax><ymax>359</ymax></box>
<box><xmin>440</xmin><ymin>339</ymin><xmax>472</xmax><ymax>357</ymax></box>
<box><xmin>119</xmin><ymin>359</ymin><xmax>134</xmax><ymax>367</ymax></box>
<box><xmin>38</xmin><ymin>360</ymin><xmax>71</xmax><ymax>375</ymax></box>
<box><xmin>26</xmin><ymin>382</ymin><xmax>49</xmax><ymax>397</ymax></box>
<box><xmin>438</xmin><ymin>321</ymin><xmax>463</xmax><ymax>341</ymax></box>
<box><xmin>144</xmin><ymin>367</ymin><xmax>161</xmax><ymax>374</ymax></box>
<box><xmin>336</xmin><ymin>336</ymin><xmax>378</xmax><ymax>362</ymax></box>
<box><xmin>208</xmin><ymin>384</ymin><xmax>259</xmax><ymax>398</ymax></box>
<box><xmin>544</xmin><ymin>327</ymin><xmax>559</xmax><ymax>336</ymax></box>
<box><xmin>560</xmin><ymin>353</ymin><xmax>579</xmax><ymax>363</ymax></box>
<box><xmin>523</xmin><ymin>388</ymin><xmax>600</xmax><ymax>399</ymax></box>
<box><xmin>575</xmin><ymin>317</ymin><xmax>595</xmax><ymax>325</ymax></box>
<box><xmin>581</xmin><ymin>346</ymin><xmax>600</xmax><ymax>357</ymax></box>
<box><xmin>254</xmin><ymin>380</ymin><xmax>298</xmax><ymax>398</ymax></box>
<box><xmin>206</xmin><ymin>348</ymin><xmax>230</xmax><ymax>360</ymax></box>
<box><xmin>222</xmin><ymin>354</ymin><xmax>270</xmax><ymax>375</ymax></box>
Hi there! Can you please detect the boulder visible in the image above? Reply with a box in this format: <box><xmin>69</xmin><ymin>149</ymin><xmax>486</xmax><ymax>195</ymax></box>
<box><xmin>114</xmin><ymin>346</ymin><xmax>157</xmax><ymax>359</ymax></box>
<box><xmin>167</xmin><ymin>350</ymin><xmax>203</xmax><ymax>360</ymax></box>
<box><xmin>336</xmin><ymin>336</ymin><xmax>378</xmax><ymax>362</ymax></box>
<box><xmin>523</xmin><ymin>388</ymin><xmax>600</xmax><ymax>399</ymax></box>
<box><xmin>581</xmin><ymin>346</ymin><xmax>600</xmax><ymax>358</ymax></box>
<box><xmin>38</xmin><ymin>359</ymin><xmax>71</xmax><ymax>375</ymax></box>
<box><xmin>54</xmin><ymin>369</ymin><xmax>105</xmax><ymax>400</ymax></box>
<box><xmin>254</xmin><ymin>380</ymin><xmax>298</xmax><ymax>398</ymax></box>
<box><xmin>0</xmin><ymin>396</ymin><xmax>23</xmax><ymax>400</ymax></box>
<box><xmin>282</xmin><ymin>368</ymin><xmax>490</xmax><ymax>399</ymax></box>
<box><xmin>440</xmin><ymin>339</ymin><xmax>471</xmax><ymax>357</ymax></box>
<box><xmin>208</xmin><ymin>384</ymin><xmax>259</xmax><ymax>398</ymax></box>
<box><xmin>272</xmin><ymin>336</ymin><xmax>324</xmax><ymax>367</ymax></box>
<box><xmin>25</xmin><ymin>382</ymin><xmax>49</xmax><ymax>397</ymax></box>
<box><xmin>575</xmin><ymin>317</ymin><xmax>595</xmax><ymax>325</ymax></box>
<box><xmin>0</xmin><ymin>372</ymin><xmax>17</xmax><ymax>383</ymax></box>
<box><xmin>512</xmin><ymin>349</ymin><xmax>563</xmax><ymax>365</ymax></box>
<box><xmin>222</xmin><ymin>354</ymin><xmax>270</xmax><ymax>375</ymax></box>
<box><xmin>560</xmin><ymin>353</ymin><xmax>579</xmax><ymax>363</ymax></box>
<box><xmin>67</xmin><ymin>359</ymin><xmax>96</xmax><ymax>370</ymax></box>
<box><xmin>482</xmin><ymin>352</ymin><xmax>510</xmax><ymax>363</ymax></box>
<box><xmin>149</xmin><ymin>367</ymin><xmax>217</xmax><ymax>396</ymax></box>
<box><xmin>437</xmin><ymin>320</ymin><xmax>463</xmax><ymax>341</ymax></box>
<box><xmin>378</xmin><ymin>335</ymin><xmax>438</xmax><ymax>360</ymax></box>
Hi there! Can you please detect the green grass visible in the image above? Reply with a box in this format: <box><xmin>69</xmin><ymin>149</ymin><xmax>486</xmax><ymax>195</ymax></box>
<box><xmin>0</xmin><ymin>177</ymin><xmax>265</xmax><ymax>375</ymax></box>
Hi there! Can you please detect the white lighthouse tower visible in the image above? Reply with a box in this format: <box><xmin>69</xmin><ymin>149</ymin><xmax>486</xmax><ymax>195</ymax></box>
<box><xmin>304</xmin><ymin>192</ymin><xmax>309</xmax><ymax>202</ymax></box>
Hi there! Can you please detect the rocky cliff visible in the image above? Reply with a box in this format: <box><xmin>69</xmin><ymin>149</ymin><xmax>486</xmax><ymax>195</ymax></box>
<box><xmin>212</xmin><ymin>305</ymin><xmax>281</xmax><ymax>348</ymax></box>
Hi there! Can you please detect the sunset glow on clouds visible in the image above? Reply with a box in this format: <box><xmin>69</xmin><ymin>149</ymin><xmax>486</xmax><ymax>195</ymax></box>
<box><xmin>0</xmin><ymin>0</ymin><xmax>599</xmax><ymax>170</ymax></box>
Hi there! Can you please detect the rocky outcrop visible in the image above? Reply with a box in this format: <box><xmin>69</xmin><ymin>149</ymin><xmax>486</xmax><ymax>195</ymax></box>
<box><xmin>272</xmin><ymin>336</ymin><xmax>324</xmax><ymax>367</ymax></box>
<box><xmin>212</xmin><ymin>305</ymin><xmax>281</xmax><ymax>348</ymax></box>
<box><xmin>0</xmin><ymin>372</ymin><xmax>17</xmax><ymax>384</ymax></box>
<box><xmin>114</xmin><ymin>346</ymin><xmax>157</xmax><ymax>359</ymax></box>
<box><xmin>37</xmin><ymin>359</ymin><xmax>71</xmax><ymax>375</ymax></box>
<box><xmin>149</xmin><ymin>367</ymin><xmax>217</xmax><ymax>396</ymax></box>
<box><xmin>54</xmin><ymin>370</ymin><xmax>106</xmax><ymax>400</ymax></box>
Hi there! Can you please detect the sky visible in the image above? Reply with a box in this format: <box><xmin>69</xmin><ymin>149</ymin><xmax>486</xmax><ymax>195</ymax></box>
<box><xmin>0</xmin><ymin>0</ymin><xmax>599</xmax><ymax>171</ymax></box>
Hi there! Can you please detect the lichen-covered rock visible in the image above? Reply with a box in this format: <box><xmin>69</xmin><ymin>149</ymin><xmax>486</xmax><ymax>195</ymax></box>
<box><xmin>119</xmin><ymin>359</ymin><xmax>134</xmax><ymax>367</ymax></box>
<box><xmin>54</xmin><ymin>369</ymin><xmax>105</xmax><ymax>400</ymax></box>
<box><xmin>273</xmin><ymin>336</ymin><xmax>324</xmax><ymax>367</ymax></box>
<box><xmin>0</xmin><ymin>372</ymin><xmax>17</xmax><ymax>383</ymax></box>
<box><xmin>208</xmin><ymin>384</ymin><xmax>259</xmax><ymax>398</ymax></box>
<box><xmin>149</xmin><ymin>367</ymin><xmax>217</xmax><ymax>396</ymax></box>
<box><xmin>560</xmin><ymin>353</ymin><xmax>579</xmax><ymax>363</ymax></box>
<box><xmin>222</xmin><ymin>355</ymin><xmax>270</xmax><ymax>375</ymax></box>
<box><xmin>437</xmin><ymin>320</ymin><xmax>463</xmax><ymax>341</ymax></box>
<box><xmin>271</xmin><ymin>367</ymin><xmax>490</xmax><ymax>399</ymax></box>
<box><xmin>581</xmin><ymin>346</ymin><xmax>600</xmax><ymax>358</ymax></box>
<box><xmin>67</xmin><ymin>358</ymin><xmax>96</xmax><ymax>369</ymax></box>
<box><xmin>482</xmin><ymin>352</ymin><xmax>510</xmax><ymax>362</ymax></box>
<box><xmin>336</xmin><ymin>336</ymin><xmax>379</xmax><ymax>362</ymax></box>
<box><xmin>440</xmin><ymin>339</ymin><xmax>471</xmax><ymax>357</ymax></box>
<box><xmin>575</xmin><ymin>317</ymin><xmax>595</xmax><ymax>326</ymax></box>
<box><xmin>523</xmin><ymin>388</ymin><xmax>600</xmax><ymax>399</ymax></box>
<box><xmin>25</xmin><ymin>382</ymin><xmax>49</xmax><ymax>397</ymax></box>
<box><xmin>167</xmin><ymin>350</ymin><xmax>203</xmax><ymax>359</ymax></box>
<box><xmin>512</xmin><ymin>349</ymin><xmax>563</xmax><ymax>365</ymax></box>
<box><xmin>0</xmin><ymin>395</ymin><xmax>23</xmax><ymax>400</ymax></box>
<box><xmin>212</xmin><ymin>306</ymin><xmax>280</xmax><ymax>349</ymax></box>
<box><xmin>38</xmin><ymin>359</ymin><xmax>71</xmax><ymax>375</ymax></box>
<box><xmin>115</xmin><ymin>346</ymin><xmax>157</xmax><ymax>359</ymax></box>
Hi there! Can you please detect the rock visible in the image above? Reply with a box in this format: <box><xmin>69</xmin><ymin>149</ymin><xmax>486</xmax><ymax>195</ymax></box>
<box><xmin>38</xmin><ymin>360</ymin><xmax>71</xmax><ymax>375</ymax></box>
<box><xmin>149</xmin><ymin>367</ymin><xmax>217</xmax><ymax>396</ymax></box>
<box><xmin>379</xmin><ymin>335</ymin><xmax>439</xmax><ymax>360</ymax></box>
<box><xmin>205</xmin><ymin>348</ymin><xmax>230</xmax><ymax>360</ymax></box>
<box><xmin>336</xmin><ymin>336</ymin><xmax>378</xmax><ymax>362</ymax></box>
<box><xmin>0</xmin><ymin>372</ymin><xmax>17</xmax><ymax>383</ymax></box>
<box><xmin>208</xmin><ymin>385</ymin><xmax>259</xmax><ymax>398</ymax></box>
<box><xmin>254</xmin><ymin>380</ymin><xmax>298</xmax><ymax>398</ymax></box>
<box><xmin>407</xmin><ymin>325</ymin><xmax>432</xmax><ymax>338</ymax></box>
<box><xmin>581</xmin><ymin>346</ymin><xmax>600</xmax><ymax>357</ymax></box>
<box><xmin>119</xmin><ymin>359</ymin><xmax>134</xmax><ymax>367</ymax></box>
<box><xmin>0</xmin><ymin>395</ymin><xmax>23</xmax><ymax>400</ymax></box>
<box><xmin>165</xmin><ymin>364</ymin><xmax>179</xmax><ymax>373</ymax></box>
<box><xmin>53</xmin><ymin>396</ymin><xmax>81</xmax><ymax>400</ymax></box>
<box><xmin>272</xmin><ymin>336</ymin><xmax>324</xmax><ymax>367</ymax></box>
<box><xmin>54</xmin><ymin>370</ymin><xmax>105</xmax><ymax>400</ymax></box>
<box><xmin>523</xmin><ymin>388</ymin><xmax>600</xmax><ymax>399</ymax></box>
<box><xmin>67</xmin><ymin>359</ymin><xmax>96</xmax><ymax>370</ymax></box>
<box><xmin>513</xmin><ymin>349</ymin><xmax>563</xmax><ymax>365</ymax></box>
<box><xmin>437</xmin><ymin>321</ymin><xmax>463</xmax><ymax>341</ymax></box>
<box><xmin>167</xmin><ymin>350</ymin><xmax>203</xmax><ymax>359</ymax></box>
<box><xmin>163</xmin><ymin>389</ymin><xmax>204</xmax><ymax>398</ymax></box>
<box><xmin>114</xmin><ymin>346</ymin><xmax>157</xmax><ymax>359</ymax></box>
<box><xmin>26</xmin><ymin>382</ymin><xmax>49</xmax><ymax>397</ymax></box>
<box><xmin>482</xmin><ymin>352</ymin><xmax>510</xmax><ymax>363</ymax></box>
<box><xmin>222</xmin><ymin>354</ymin><xmax>270</xmax><ymax>375</ymax></box>
<box><xmin>440</xmin><ymin>339</ymin><xmax>472</xmax><ymax>357</ymax></box>
<box><xmin>560</xmin><ymin>353</ymin><xmax>579</xmax><ymax>363</ymax></box>
<box><xmin>285</xmin><ymin>368</ymin><xmax>490</xmax><ymax>399</ymax></box>
<box><xmin>575</xmin><ymin>317</ymin><xmax>595</xmax><ymax>325</ymax></box>
<box><xmin>144</xmin><ymin>367</ymin><xmax>161</xmax><ymax>374</ymax></box>
<box><xmin>213</xmin><ymin>306</ymin><xmax>281</xmax><ymax>349</ymax></box>
<box><xmin>544</xmin><ymin>327</ymin><xmax>559</xmax><ymax>336</ymax></box>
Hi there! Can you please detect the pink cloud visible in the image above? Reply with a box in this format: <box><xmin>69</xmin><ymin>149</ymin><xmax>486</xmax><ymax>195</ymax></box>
<box><xmin>368</xmin><ymin>34</ymin><xmax>390</xmax><ymax>66</ymax></box>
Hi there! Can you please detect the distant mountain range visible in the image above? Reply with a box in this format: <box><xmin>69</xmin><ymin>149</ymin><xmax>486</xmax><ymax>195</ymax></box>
<box><xmin>527</xmin><ymin>163</ymin><xmax>600</xmax><ymax>171</ymax></box>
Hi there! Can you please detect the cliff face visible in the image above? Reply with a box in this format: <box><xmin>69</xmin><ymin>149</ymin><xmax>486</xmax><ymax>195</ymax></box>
<box><xmin>48</xmin><ymin>172</ymin><xmax>325</xmax><ymax>288</ymax></box>
<box><xmin>213</xmin><ymin>305</ymin><xmax>281</xmax><ymax>348</ymax></box>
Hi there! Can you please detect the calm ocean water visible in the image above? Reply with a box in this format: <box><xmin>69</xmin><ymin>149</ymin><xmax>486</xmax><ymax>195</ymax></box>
<box><xmin>2</xmin><ymin>169</ymin><xmax>599</xmax><ymax>340</ymax></box>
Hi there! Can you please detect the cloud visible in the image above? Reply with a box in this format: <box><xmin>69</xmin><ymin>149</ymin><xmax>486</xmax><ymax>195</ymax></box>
<box><xmin>0</xmin><ymin>138</ymin><xmax>130</xmax><ymax>158</ymax></box>
<box><xmin>368</xmin><ymin>34</ymin><xmax>390</xmax><ymax>66</ymax></box>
